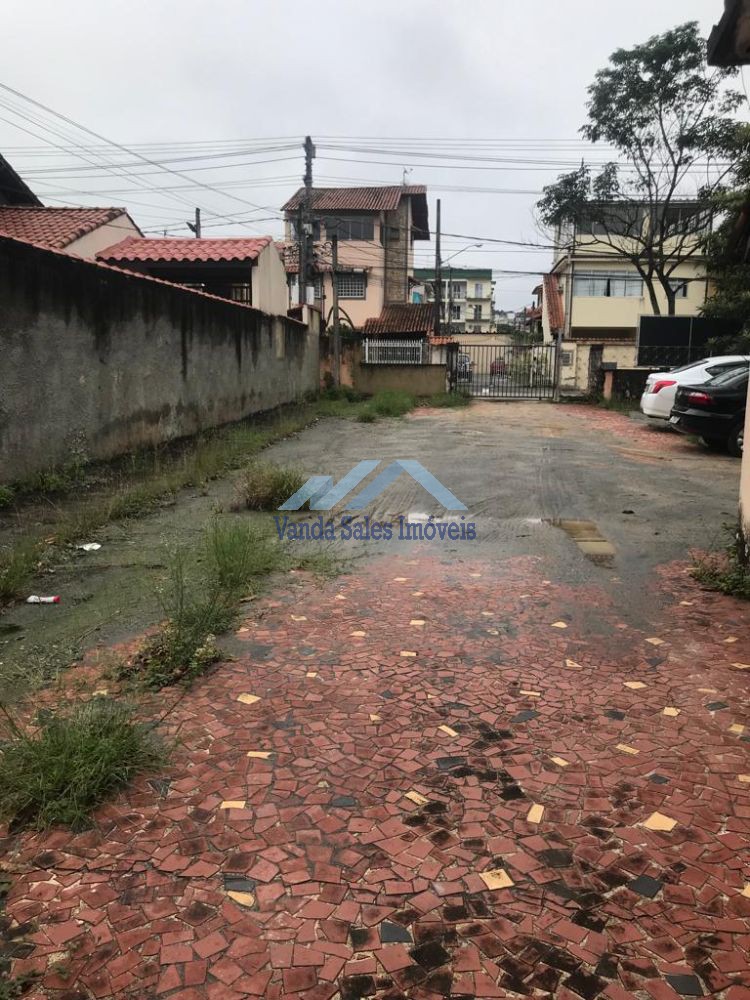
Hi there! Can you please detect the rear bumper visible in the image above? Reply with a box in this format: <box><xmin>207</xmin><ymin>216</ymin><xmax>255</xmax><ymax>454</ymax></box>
<box><xmin>640</xmin><ymin>391</ymin><xmax>670</xmax><ymax>419</ymax></box>
<box><xmin>669</xmin><ymin>408</ymin><xmax>735</xmax><ymax>439</ymax></box>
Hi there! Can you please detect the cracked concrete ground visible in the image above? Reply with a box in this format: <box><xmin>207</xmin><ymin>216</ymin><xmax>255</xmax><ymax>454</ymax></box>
<box><xmin>2</xmin><ymin>402</ymin><xmax>749</xmax><ymax>1000</ymax></box>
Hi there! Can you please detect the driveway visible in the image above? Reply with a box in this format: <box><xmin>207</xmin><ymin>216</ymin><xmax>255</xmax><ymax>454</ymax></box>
<box><xmin>5</xmin><ymin>403</ymin><xmax>750</xmax><ymax>1000</ymax></box>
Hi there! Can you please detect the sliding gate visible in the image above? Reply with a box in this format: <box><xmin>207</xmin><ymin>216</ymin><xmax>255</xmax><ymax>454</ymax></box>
<box><xmin>449</xmin><ymin>342</ymin><xmax>558</xmax><ymax>399</ymax></box>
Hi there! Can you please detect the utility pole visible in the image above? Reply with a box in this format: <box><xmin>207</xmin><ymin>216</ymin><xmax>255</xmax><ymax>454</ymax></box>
<box><xmin>434</xmin><ymin>198</ymin><xmax>442</xmax><ymax>336</ymax></box>
<box><xmin>297</xmin><ymin>135</ymin><xmax>316</xmax><ymax>306</ymax></box>
<box><xmin>331</xmin><ymin>233</ymin><xmax>341</xmax><ymax>387</ymax></box>
<box><xmin>447</xmin><ymin>266</ymin><xmax>453</xmax><ymax>335</ymax></box>
<box><xmin>187</xmin><ymin>207</ymin><xmax>201</xmax><ymax>238</ymax></box>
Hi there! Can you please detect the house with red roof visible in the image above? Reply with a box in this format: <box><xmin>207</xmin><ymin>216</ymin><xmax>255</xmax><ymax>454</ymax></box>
<box><xmin>97</xmin><ymin>236</ymin><xmax>289</xmax><ymax>315</ymax></box>
<box><xmin>280</xmin><ymin>185</ymin><xmax>429</xmax><ymax>330</ymax></box>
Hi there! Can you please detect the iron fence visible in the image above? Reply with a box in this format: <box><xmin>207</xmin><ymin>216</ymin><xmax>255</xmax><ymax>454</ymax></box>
<box><xmin>362</xmin><ymin>338</ymin><xmax>427</xmax><ymax>365</ymax></box>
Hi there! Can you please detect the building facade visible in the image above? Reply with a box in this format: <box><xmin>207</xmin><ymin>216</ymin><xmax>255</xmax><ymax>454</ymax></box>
<box><xmin>280</xmin><ymin>186</ymin><xmax>429</xmax><ymax>330</ymax></box>
<box><xmin>412</xmin><ymin>267</ymin><xmax>495</xmax><ymax>333</ymax></box>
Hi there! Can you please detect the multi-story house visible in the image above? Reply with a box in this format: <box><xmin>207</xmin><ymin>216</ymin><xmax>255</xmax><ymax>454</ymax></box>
<box><xmin>539</xmin><ymin>201</ymin><xmax>711</xmax><ymax>392</ymax></box>
<box><xmin>412</xmin><ymin>267</ymin><xmax>495</xmax><ymax>333</ymax></box>
<box><xmin>280</xmin><ymin>186</ymin><xmax>429</xmax><ymax>329</ymax></box>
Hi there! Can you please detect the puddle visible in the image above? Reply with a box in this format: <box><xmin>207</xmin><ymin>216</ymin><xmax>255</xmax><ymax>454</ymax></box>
<box><xmin>546</xmin><ymin>519</ymin><xmax>615</xmax><ymax>567</ymax></box>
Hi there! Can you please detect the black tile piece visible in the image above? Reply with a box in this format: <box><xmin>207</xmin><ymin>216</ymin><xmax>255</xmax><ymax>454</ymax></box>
<box><xmin>512</xmin><ymin>709</ymin><xmax>539</xmax><ymax>723</ymax></box>
<box><xmin>436</xmin><ymin>756</ymin><xmax>466</xmax><ymax>771</ymax></box>
<box><xmin>381</xmin><ymin>921</ymin><xmax>413</xmax><ymax>944</ymax></box>
<box><xmin>627</xmin><ymin>874</ymin><xmax>663</xmax><ymax>898</ymax></box>
<box><xmin>565</xmin><ymin>971</ymin><xmax>607</xmax><ymax>1000</ymax></box>
<box><xmin>666</xmin><ymin>975</ymin><xmax>704</xmax><ymax>997</ymax></box>
<box><xmin>539</xmin><ymin>848</ymin><xmax>573</xmax><ymax>868</ymax></box>
<box><xmin>604</xmin><ymin>709</ymin><xmax>626</xmax><ymax>720</ymax></box>
<box><xmin>649</xmin><ymin>773</ymin><xmax>669</xmax><ymax>784</ymax></box>
<box><xmin>706</xmin><ymin>701</ymin><xmax>728</xmax><ymax>711</ymax></box>
<box><xmin>223</xmin><ymin>873</ymin><xmax>256</xmax><ymax>893</ymax></box>
<box><xmin>410</xmin><ymin>941</ymin><xmax>450</xmax><ymax>969</ymax></box>
<box><xmin>500</xmin><ymin>784</ymin><xmax>526</xmax><ymax>801</ymax></box>
<box><xmin>350</xmin><ymin>927</ymin><xmax>371</xmax><ymax>949</ymax></box>
<box><xmin>381</xmin><ymin>690</ymin><xmax>395</xmax><ymax>699</ymax></box>
<box><xmin>331</xmin><ymin>794</ymin><xmax>358</xmax><ymax>808</ymax></box>
<box><xmin>595</xmin><ymin>955</ymin><xmax>618</xmax><ymax>980</ymax></box>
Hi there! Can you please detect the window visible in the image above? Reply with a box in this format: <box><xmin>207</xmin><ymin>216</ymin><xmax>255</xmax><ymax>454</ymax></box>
<box><xmin>573</xmin><ymin>272</ymin><xmax>643</xmax><ymax>298</ymax></box>
<box><xmin>668</xmin><ymin>279</ymin><xmax>689</xmax><ymax>299</ymax></box>
<box><xmin>363</xmin><ymin>338</ymin><xmax>426</xmax><ymax>364</ymax></box>
<box><xmin>560</xmin><ymin>351</ymin><xmax>573</xmax><ymax>366</ymax></box>
<box><xmin>451</xmin><ymin>281</ymin><xmax>467</xmax><ymax>299</ymax></box>
<box><xmin>288</xmin><ymin>274</ymin><xmax>323</xmax><ymax>300</ymax></box>
<box><xmin>323</xmin><ymin>217</ymin><xmax>374</xmax><ymax>241</ymax></box>
<box><xmin>385</xmin><ymin>225</ymin><xmax>400</xmax><ymax>242</ymax></box>
<box><xmin>577</xmin><ymin>205</ymin><xmax>647</xmax><ymax>237</ymax></box>
<box><xmin>473</xmin><ymin>305</ymin><xmax>482</xmax><ymax>321</ymax></box>
<box><xmin>450</xmin><ymin>304</ymin><xmax>461</xmax><ymax>320</ymax></box>
<box><xmin>474</xmin><ymin>282</ymin><xmax>483</xmax><ymax>298</ymax></box>
<box><xmin>338</xmin><ymin>272</ymin><xmax>366</xmax><ymax>299</ymax></box>
<box><xmin>230</xmin><ymin>283</ymin><xmax>251</xmax><ymax>304</ymax></box>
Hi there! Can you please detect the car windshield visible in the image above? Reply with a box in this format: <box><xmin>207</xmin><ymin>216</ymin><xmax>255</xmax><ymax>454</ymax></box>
<box><xmin>667</xmin><ymin>357</ymin><xmax>745</xmax><ymax>375</ymax></box>
<box><xmin>705</xmin><ymin>366</ymin><xmax>749</xmax><ymax>387</ymax></box>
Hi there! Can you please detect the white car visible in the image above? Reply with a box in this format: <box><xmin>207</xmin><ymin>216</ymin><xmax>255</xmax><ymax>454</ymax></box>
<box><xmin>640</xmin><ymin>355</ymin><xmax>750</xmax><ymax>420</ymax></box>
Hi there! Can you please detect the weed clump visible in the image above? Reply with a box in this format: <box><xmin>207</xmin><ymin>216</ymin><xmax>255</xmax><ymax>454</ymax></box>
<box><xmin>0</xmin><ymin>698</ymin><xmax>163</xmax><ymax>830</ymax></box>
<box><xmin>0</xmin><ymin>540</ymin><xmax>41</xmax><ymax>604</ymax></box>
<box><xmin>231</xmin><ymin>462</ymin><xmax>305</xmax><ymax>511</ymax></box>
<box><xmin>692</xmin><ymin>522</ymin><xmax>750</xmax><ymax>599</ymax></box>
<box><xmin>424</xmin><ymin>391</ymin><xmax>471</xmax><ymax>408</ymax></box>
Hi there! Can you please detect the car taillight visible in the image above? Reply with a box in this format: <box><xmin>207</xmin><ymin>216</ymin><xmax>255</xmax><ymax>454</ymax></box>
<box><xmin>650</xmin><ymin>379</ymin><xmax>677</xmax><ymax>394</ymax></box>
<box><xmin>685</xmin><ymin>391</ymin><xmax>714</xmax><ymax>405</ymax></box>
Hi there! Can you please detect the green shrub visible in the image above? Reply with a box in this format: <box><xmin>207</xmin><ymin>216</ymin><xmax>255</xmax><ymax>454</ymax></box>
<box><xmin>356</xmin><ymin>408</ymin><xmax>377</xmax><ymax>423</ymax></box>
<box><xmin>692</xmin><ymin>522</ymin><xmax>750</xmax><ymax>599</ymax></box>
<box><xmin>0</xmin><ymin>698</ymin><xmax>164</xmax><ymax>830</ymax></box>
<box><xmin>369</xmin><ymin>390</ymin><xmax>416</xmax><ymax>418</ymax></box>
<box><xmin>425</xmin><ymin>392</ymin><xmax>471</xmax><ymax>408</ymax></box>
<box><xmin>204</xmin><ymin>519</ymin><xmax>285</xmax><ymax>594</ymax></box>
<box><xmin>0</xmin><ymin>540</ymin><xmax>41</xmax><ymax>603</ymax></box>
<box><xmin>231</xmin><ymin>462</ymin><xmax>305</xmax><ymax>511</ymax></box>
<box><xmin>0</xmin><ymin>486</ymin><xmax>14</xmax><ymax>510</ymax></box>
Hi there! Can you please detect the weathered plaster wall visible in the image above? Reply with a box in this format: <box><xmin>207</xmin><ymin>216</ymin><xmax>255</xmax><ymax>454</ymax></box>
<box><xmin>0</xmin><ymin>237</ymin><xmax>318</xmax><ymax>481</ymax></box>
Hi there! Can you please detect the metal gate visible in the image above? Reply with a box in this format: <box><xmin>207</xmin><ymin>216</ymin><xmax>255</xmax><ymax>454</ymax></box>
<box><xmin>449</xmin><ymin>342</ymin><xmax>558</xmax><ymax>399</ymax></box>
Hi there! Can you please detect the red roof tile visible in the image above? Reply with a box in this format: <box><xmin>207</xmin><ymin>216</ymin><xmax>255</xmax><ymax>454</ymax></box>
<box><xmin>543</xmin><ymin>273</ymin><xmax>565</xmax><ymax>331</ymax></box>
<box><xmin>363</xmin><ymin>303</ymin><xmax>435</xmax><ymax>336</ymax></box>
<box><xmin>282</xmin><ymin>185</ymin><xmax>426</xmax><ymax>213</ymax></box>
<box><xmin>0</xmin><ymin>206</ymin><xmax>130</xmax><ymax>249</ymax></box>
<box><xmin>99</xmin><ymin>236</ymin><xmax>272</xmax><ymax>263</ymax></box>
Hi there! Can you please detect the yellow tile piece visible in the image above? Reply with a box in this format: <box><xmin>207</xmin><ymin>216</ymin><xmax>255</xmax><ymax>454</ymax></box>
<box><xmin>481</xmin><ymin>611</ymin><xmax>494</xmax><ymax>617</ymax></box>
<box><xmin>731</xmin><ymin>662</ymin><xmax>750</xmax><ymax>670</ymax></box>
<box><xmin>291</xmin><ymin>614</ymin><xmax>307</xmax><ymax>621</ymax></box>
<box><xmin>469</xmin><ymin>573</ymin><xmax>482</xmax><ymax>578</ymax></box>
<box><xmin>480</xmin><ymin>868</ymin><xmax>514</xmax><ymax>890</ymax></box>
<box><xmin>306</xmin><ymin>671</ymin><xmax>318</xmax><ymax>678</ymax></box>
<box><xmin>698</xmin><ymin>688</ymin><xmax>717</xmax><ymax>693</ymax></box>
<box><xmin>738</xmin><ymin>774</ymin><xmax>750</xmax><ymax>783</ymax></box>
<box><xmin>624</xmin><ymin>681</ymin><xmax>647</xmax><ymax>690</ymax></box>
<box><xmin>400</xmin><ymin>650</ymin><xmax>417</xmax><ymax>658</ymax></box>
<box><xmin>643</xmin><ymin>811</ymin><xmax>677</xmax><ymax>832</ymax></box>
<box><xmin>723</xmin><ymin>636</ymin><xmax>738</xmax><ymax>643</ymax></box>
<box><xmin>742</xmin><ymin>884</ymin><xmax>750</xmax><ymax>898</ymax></box>
<box><xmin>439</xmin><ymin>725</ymin><xmax>458</xmax><ymax>737</ymax></box>
<box><xmin>410</xmin><ymin>619</ymin><xmax>426</xmax><ymax>626</ymax></box>
<box><xmin>645</xmin><ymin>637</ymin><xmax>665</xmax><ymax>646</ymax></box>
<box><xmin>335</xmin><ymin>594</ymin><xmax>346</xmax><ymax>600</ymax></box>
<box><xmin>246</xmin><ymin>751</ymin><xmax>272</xmax><ymax>759</ymax></box>
<box><xmin>616</xmin><ymin>744</ymin><xmax>639</xmax><ymax>755</ymax></box>
<box><xmin>412</xmin><ymin>591</ymin><xmax>424</xmax><ymax>597</ymax></box>
<box><xmin>93</xmin><ymin>688</ymin><xmax>108</xmax><ymax>696</ymax></box>
<box><xmin>663</xmin><ymin>707</ymin><xmax>681</xmax><ymax>717</ymax></box>
<box><xmin>486</xmin><ymin>629</ymin><xmax>500</xmax><ymax>636</ymax></box>
<box><xmin>549</xmin><ymin>755</ymin><xmax>569</xmax><ymax>767</ymax></box>
<box><xmin>237</xmin><ymin>693</ymin><xmax>260</xmax><ymax>705</ymax></box>
<box><xmin>237</xmin><ymin>626</ymin><xmax>250</xmax><ymax>634</ymax></box>
<box><xmin>350</xmin><ymin>630</ymin><xmax>367</xmax><ymax>637</ymax></box>
<box><xmin>520</xmin><ymin>690</ymin><xmax>541</xmax><ymax>697</ymax></box>
<box><xmin>565</xmin><ymin>658</ymin><xmax>582</xmax><ymax>669</ymax></box>
<box><xmin>369</xmin><ymin>713</ymin><xmax>381</xmax><ymax>722</ymax></box>
<box><xmin>551</xmin><ymin>621</ymin><xmax>568</xmax><ymax>629</ymax></box>
<box><xmin>680</xmin><ymin>600</ymin><xmax>695</xmax><ymax>606</ymax></box>
<box><xmin>393</xmin><ymin>577</ymin><xmax>408</xmax><ymax>582</ymax></box>
<box><xmin>220</xmin><ymin>800</ymin><xmax>246</xmax><ymax>810</ymax></box>
<box><xmin>729</xmin><ymin>724</ymin><xmax>746</xmax><ymax>735</ymax></box>
<box><xmin>226</xmin><ymin>890</ymin><xmax>255</xmax><ymax>908</ymax></box>
<box><xmin>405</xmin><ymin>790</ymin><xmax>428</xmax><ymax>806</ymax></box>
<box><xmin>527</xmin><ymin>804</ymin><xmax>544</xmax><ymax>824</ymax></box>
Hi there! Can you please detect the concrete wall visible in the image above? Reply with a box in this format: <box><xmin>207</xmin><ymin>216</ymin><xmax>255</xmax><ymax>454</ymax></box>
<box><xmin>0</xmin><ymin>237</ymin><xmax>318</xmax><ymax>482</ymax></box>
<box><xmin>251</xmin><ymin>242</ymin><xmax>289</xmax><ymax>317</ymax></box>
<box><xmin>355</xmin><ymin>363</ymin><xmax>446</xmax><ymax>397</ymax></box>
<box><xmin>65</xmin><ymin>212</ymin><xmax>142</xmax><ymax>260</ymax></box>
<box><xmin>558</xmin><ymin>342</ymin><xmax>638</xmax><ymax>394</ymax></box>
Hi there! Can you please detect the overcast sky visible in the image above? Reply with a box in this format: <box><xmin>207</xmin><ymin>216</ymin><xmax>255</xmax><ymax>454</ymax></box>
<box><xmin>0</xmin><ymin>0</ymin><xmax>724</xmax><ymax>309</ymax></box>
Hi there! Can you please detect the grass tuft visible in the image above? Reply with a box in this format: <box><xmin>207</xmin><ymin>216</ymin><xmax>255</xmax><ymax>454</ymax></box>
<box><xmin>204</xmin><ymin>519</ymin><xmax>286</xmax><ymax>594</ymax></box>
<box><xmin>691</xmin><ymin>522</ymin><xmax>750</xmax><ymax>600</ymax></box>
<box><xmin>368</xmin><ymin>390</ymin><xmax>416</xmax><ymax>418</ymax></box>
<box><xmin>231</xmin><ymin>462</ymin><xmax>305</xmax><ymax>511</ymax></box>
<box><xmin>424</xmin><ymin>391</ymin><xmax>471</xmax><ymax>408</ymax></box>
<box><xmin>0</xmin><ymin>698</ymin><xmax>164</xmax><ymax>830</ymax></box>
<box><xmin>0</xmin><ymin>540</ymin><xmax>41</xmax><ymax>604</ymax></box>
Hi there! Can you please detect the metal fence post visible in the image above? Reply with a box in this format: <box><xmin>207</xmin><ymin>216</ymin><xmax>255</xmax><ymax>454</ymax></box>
<box><xmin>552</xmin><ymin>329</ymin><xmax>563</xmax><ymax>403</ymax></box>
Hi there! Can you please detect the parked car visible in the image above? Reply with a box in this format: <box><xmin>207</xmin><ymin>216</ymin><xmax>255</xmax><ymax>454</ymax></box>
<box><xmin>640</xmin><ymin>355</ymin><xmax>750</xmax><ymax>420</ymax></box>
<box><xmin>490</xmin><ymin>358</ymin><xmax>508</xmax><ymax>377</ymax></box>
<box><xmin>456</xmin><ymin>352</ymin><xmax>473</xmax><ymax>382</ymax></box>
<box><xmin>669</xmin><ymin>367</ymin><xmax>748</xmax><ymax>456</ymax></box>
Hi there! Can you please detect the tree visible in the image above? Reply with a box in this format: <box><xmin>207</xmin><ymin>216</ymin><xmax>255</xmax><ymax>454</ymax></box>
<box><xmin>537</xmin><ymin>22</ymin><xmax>745</xmax><ymax>316</ymax></box>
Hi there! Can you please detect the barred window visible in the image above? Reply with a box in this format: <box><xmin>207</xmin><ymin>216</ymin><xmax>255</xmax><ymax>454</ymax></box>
<box><xmin>230</xmin><ymin>283</ymin><xmax>251</xmax><ymax>304</ymax></box>
<box><xmin>338</xmin><ymin>272</ymin><xmax>366</xmax><ymax>299</ymax></box>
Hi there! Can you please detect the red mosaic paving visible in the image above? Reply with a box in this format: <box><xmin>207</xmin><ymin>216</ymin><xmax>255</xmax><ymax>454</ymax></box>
<box><xmin>2</xmin><ymin>555</ymin><xmax>750</xmax><ymax>999</ymax></box>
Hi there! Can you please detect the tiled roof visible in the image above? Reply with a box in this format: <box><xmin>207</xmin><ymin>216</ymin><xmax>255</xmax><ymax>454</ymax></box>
<box><xmin>543</xmin><ymin>273</ymin><xmax>565</xmax><ymax>330</ymax></box>
<box><xmin>282</xmin><ymin>185</ymin><xmax>429</xmax><ymax>240</ymax></box>
<box><xmin>282</xmin><ymin>185</ymin><xmax>426</xmax><ymax>213</ymax></box>
<box><xmin>0</xmin><ymin>206</ymin><xmax>128</xmax><ymax>248</ymax></box>
<box><xmin>99</xmin><ymin>236</ymin><xmax>271</xmax><ymax>263</ymax></box>
<box><xmin>275</xmin><ymin>241</ymin><xmax>332</xmax><ymax>274</ymax></box>
<box><xmin>363</xmin><ymin>303</ymin><xmax>435</xmax><ymax>336</ymax></box>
